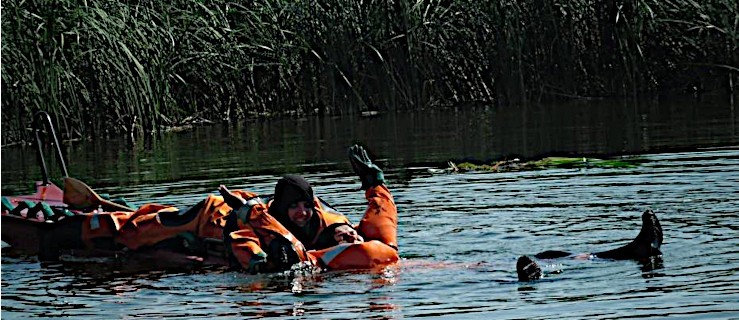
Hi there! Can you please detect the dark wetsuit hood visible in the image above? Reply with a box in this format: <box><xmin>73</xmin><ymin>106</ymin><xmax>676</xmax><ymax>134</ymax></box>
<box><xmin>269</xmin><ymin>175</ymin><xmax>317</xmax><ymax>244</ymax></box>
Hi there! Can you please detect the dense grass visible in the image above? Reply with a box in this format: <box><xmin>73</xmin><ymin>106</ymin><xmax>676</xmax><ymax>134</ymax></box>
<box><xmin>1</xmin><ymin>0</ymin><xmax>736</xmax><ymax>144</ymax></box>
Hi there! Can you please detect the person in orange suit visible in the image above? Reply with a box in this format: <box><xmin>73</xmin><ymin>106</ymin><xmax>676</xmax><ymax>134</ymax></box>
<box><xmin>40</xmin><ymin>145</ymin><xmax>399</xmax><ymax>274</ymax></box>
<box><xmin>218</xmin><ymin>144</ymin><xmax>398</xmax><ymax>273</ymax></box>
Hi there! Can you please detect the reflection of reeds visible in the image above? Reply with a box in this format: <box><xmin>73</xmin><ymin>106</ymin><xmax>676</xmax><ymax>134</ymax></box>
<box><xmin>1</xmin><ymin>0</ymin><xmax>735</xmax><ymax>143</ymax></box>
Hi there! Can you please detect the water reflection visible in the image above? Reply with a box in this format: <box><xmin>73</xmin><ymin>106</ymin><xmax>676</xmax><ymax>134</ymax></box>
<box><xmin>2</xmin><ymin>95</ymin><xmax>737</xmax><ymax>195</ymax></box>
<box><xmin>2</xmin><ymin>96</ymin><xmax>738</xmax><ymax>318</ymax></box>
<box><xmin>640</xmin><ymin>256</ymin><xmax>665</xmax><ymax>276</ymax></box>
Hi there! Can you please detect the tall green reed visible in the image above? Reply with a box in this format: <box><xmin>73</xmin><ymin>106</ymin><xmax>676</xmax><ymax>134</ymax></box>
<box><xmin>1</xmin><ymin>0</ymin><xmax>735</xmax><ymax>144</ymax></box>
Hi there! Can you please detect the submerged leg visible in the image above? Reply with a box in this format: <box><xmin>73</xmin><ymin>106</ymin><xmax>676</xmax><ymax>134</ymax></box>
<box><xmin>39</xmin><ymin>212</ymin><xmax>126</xmax><ymax>261</ymax></box>
<box><xmin>534</xmin><ymin>250</ymin><xmax>573</xmax><ymax>259</ymax></box>
<box><xmin>516</xmin><ymin>255</ymin><xmax>542</xmax><ymax>281</ymax></box>
<box><xmin>594</xmin><ymin>209</ymin><xmax>663</xmax><ymax>260</ymax></box>
<box><xmin>517</xmin><ymin>209</ymin><xmax>663</xmax><ymax>281</ymax></box>
<box><xmin>38</xmin><ymin>216</ymin><xmax>87</xmax><ymax>261</ymax></box>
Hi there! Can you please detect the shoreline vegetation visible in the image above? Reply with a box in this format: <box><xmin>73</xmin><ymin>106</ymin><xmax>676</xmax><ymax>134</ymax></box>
<box><xmin>2</xmin><ymin>0</ymin><xmax>737</xmax><ymax>145</ymax></box>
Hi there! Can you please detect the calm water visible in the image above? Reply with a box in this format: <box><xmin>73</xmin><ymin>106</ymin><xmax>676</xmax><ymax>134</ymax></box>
<box><xmin>2</xmin><ymin>95</ymin><xmax>738</xmax><ymax>318</ymax></box>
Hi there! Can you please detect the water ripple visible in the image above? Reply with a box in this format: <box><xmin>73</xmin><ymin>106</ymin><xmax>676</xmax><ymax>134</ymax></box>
<box><xmin>3</xmin><ymin>148</ymin><xmax>739</xmax><ymax>318</ymax></box>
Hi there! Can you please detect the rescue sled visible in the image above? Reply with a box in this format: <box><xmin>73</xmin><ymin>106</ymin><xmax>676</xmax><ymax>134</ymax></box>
<box><xmin>1</xmin><ymin>111</ymin><xmax>135</xmax><ymax>255</ymax></box>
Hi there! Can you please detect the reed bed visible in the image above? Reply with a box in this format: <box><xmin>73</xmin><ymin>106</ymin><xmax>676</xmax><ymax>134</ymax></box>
<box><xmin>1</xmin><ymin>0</ymin><xmax>736</xmax><ymax>144</ymax></box>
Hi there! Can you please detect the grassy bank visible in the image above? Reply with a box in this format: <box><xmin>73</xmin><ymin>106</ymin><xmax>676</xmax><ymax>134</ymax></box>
<box><xmin>2</xmin><ymin>0</ymin><xmax>736</xmax><ymax>144</ymax></box>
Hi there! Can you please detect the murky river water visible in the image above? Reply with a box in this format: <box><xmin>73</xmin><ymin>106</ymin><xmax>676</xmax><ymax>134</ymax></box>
<box><xmin>2</xmin><ymin>95</ymin><xmax>738</xmax><ymax>318</ymax></box>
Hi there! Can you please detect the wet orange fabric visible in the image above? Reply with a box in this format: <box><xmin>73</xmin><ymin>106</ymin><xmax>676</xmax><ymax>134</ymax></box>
<box><xmin>80</xmin><ymin>191</ymin><xmax>257</xmax><ymax>250</ymax></box>
<box><xmin>302</xmin><ymin>198</ymin><xmax>352</xmax><ymax>248</ymax></box>
<box><xmin>307</xmin><ymin>184</ymin><xmax>399</xmax><ymax>270</ymax></box>
<box><xmin>225</xmin><ymin>196</ymin><xmax>352</xmax><ymax>270</ymax></box>
<box><xmin>225</xmin><ymin>185</ymin><xmax>398</xmax><ymax>271</ymax></box>
<box><xmin>355</xmin><ymin>185</ymin><xmax>397</xmax><ymax>249</ymax></box>
<box><xmin>78</xmin><ymin>185</ymin><xmax>398</xmax><ymax>272</ymax></box>
<box><xmin>80</xmin><ymin>204</ymin><xmax>173</xmax><ymax>244</ymax></box>
<box><xmin>227</xmin><ymin>200</ymin><xmax>314</xmax><ymax>269</ymax></box>
<box><xmin>228</xmin><ymin>226</ymin><xmax>267</xmax><ymax>269</ymax></box>
<box><xmin>309</xmin><ymin>240</ymin><xmax>399</xmax><ymax>270</ymax></box>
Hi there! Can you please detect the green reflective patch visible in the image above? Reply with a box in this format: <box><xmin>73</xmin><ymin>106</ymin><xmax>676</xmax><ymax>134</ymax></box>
<box><xmin>2</xmin><ymin>197</ymin><xmax>15</xmax><ymax>212</ymax></box>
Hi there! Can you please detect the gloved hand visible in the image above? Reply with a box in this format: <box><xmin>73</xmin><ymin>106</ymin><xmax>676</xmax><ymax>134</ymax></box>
<box><xmin>348</xmin><ymin>144</ymin><xmax>385</xmax><ymax>190</ymax></box>
<box><xmin>248</xmin><ymin>252</ymin><xmax>268</xmax><ymax>274</ymax></box>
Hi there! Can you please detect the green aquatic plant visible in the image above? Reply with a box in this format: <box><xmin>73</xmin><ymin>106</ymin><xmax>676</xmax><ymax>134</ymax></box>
<box><xmin>445</xmin><ymin>156</ymin><xmax>643</xmax><ymax>173</ymax></box>
<box><xmin>529</xmin><ymin>157</ymin><xmax>643</xmax><ymax>169</ymax></box>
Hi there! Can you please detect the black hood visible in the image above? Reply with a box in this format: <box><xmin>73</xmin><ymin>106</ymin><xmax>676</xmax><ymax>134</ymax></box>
<box><xmin>268</xmin><ymin>175</ymin><xmax>315</xmax><ymax>218</ymax></box>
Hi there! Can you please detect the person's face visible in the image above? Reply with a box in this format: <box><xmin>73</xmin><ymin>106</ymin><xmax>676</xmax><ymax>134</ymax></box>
<box><xmin>287</xmin><ymin>201</ymin><xmax>313</xmax><ymax>227</ymax></box>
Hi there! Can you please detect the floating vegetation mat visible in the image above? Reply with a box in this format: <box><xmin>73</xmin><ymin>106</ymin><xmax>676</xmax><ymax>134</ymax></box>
<box><xmin>429</xmin><ymin>157</ymin><xmax>644</xmax><ymax>174</ymax></box>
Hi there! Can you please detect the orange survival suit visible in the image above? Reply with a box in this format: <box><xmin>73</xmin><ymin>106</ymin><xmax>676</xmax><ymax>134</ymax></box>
<box><xmin>75</xmin><ymin>185</ymin><xmax>398</xmax><ymax>272</ymax></box>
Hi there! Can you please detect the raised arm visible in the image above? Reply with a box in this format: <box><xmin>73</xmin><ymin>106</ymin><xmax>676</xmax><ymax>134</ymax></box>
<box><xmin>307</xmin><ymin>145</ymin><xmax>399</xmax><ymax>270</ymax></box>
<box><xmin>348</xmin><ymin>144</ymin><xmax>397</xmax><ymax>249</ymax></box>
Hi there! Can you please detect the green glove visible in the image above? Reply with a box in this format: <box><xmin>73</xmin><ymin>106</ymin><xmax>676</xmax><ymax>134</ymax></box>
<box><xmin>348</xmin><ymin>144</ymin><xmax>385</xmax><ymax>190</ymax></box>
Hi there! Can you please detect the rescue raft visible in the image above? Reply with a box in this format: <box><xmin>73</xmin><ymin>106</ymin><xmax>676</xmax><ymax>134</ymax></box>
<box><xmin>1</xmin><ymin>111</ymin><xmax>137</xmax><ymax>256</ymax></box>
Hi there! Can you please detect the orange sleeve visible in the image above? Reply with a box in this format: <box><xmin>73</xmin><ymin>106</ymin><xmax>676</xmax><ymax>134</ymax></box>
<box><xmin>356</xmin><ymin>185</ymin><xmax>398</xmax><ymax>250</ymax></box>
<box><xmin>309</xmin><ymin>240</ymin><xmax>399</xmax><ymax>271</ymax></box>
<box><xmin>227</xmin><ymin>227</ymin><xmax>266</xmax><ymax>270</ymax></box>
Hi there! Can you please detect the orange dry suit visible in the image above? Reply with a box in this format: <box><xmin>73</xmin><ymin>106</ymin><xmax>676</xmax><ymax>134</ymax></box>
<box><xmin>76</xmin><ymin>185</ymin><xmax>398</xmax><ymax>272</ymax></box>
<box><xmin>310</xmin><ymin>184</ymin><xmax>398</xmax><ymax>270</ymax></box>
<box><xmin>77</xmin><ymin>190</ymin><xmax>258</xmax><ymax>254</ymax></box>
<box><xmin>226</xmin><ymin>184</ymin><xmax>399</xmax><ymax>271</ymax></box>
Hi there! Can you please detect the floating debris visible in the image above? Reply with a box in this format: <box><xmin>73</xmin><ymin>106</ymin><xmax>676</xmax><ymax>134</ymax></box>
<box><xmin>429</xmin><ymin>157</ymin><xmax>643</xmax><ymax>174</ymax></box>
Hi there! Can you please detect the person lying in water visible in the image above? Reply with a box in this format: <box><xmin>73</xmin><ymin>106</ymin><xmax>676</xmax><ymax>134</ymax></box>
<box><xmin>216</xmin><ymin>147</ymin><xmax>398</xmax><ymax>273</ymax></box>
<box><xmin>218</xmin><ymin>175</ymin><xmax>366</xmax><ymax>251</ymax></box>
<box><xmin>40</xmin><ymin>144</ymin><xmax>399</xmax><ymax>273</ymax></box>
<box><xmin>516</xmin><ymin>209</ymin><xmax>663</xmax><ymax>281</ymax></box>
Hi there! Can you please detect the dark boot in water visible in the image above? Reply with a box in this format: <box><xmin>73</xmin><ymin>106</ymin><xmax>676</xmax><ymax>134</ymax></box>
<box><xmin>38</xmin><ymin>216</ymin><xmax>87</xmax><ymax>261</ymax></box>
<box><xmin>594</xmin><ymin>209</ymin><xmax>663</xmax><ymax>260</ymax></box>
<box><xmin>517</xmin><ymin>255</ymin><xmax>542</xmax><ymax>281</ymax></box>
